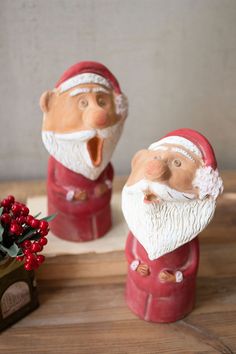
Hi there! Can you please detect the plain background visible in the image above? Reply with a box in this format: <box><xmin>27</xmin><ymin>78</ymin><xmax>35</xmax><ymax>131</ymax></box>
<box><xmin>0</xmin><ymin>0</ymin><xmax>235</xmax><ymax>180</ymax></box>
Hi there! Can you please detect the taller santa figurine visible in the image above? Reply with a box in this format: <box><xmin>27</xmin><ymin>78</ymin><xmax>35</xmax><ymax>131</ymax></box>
<box><xmin>40</xmin><ymin>61</ymin><xmax>128</xmax><ymax>242</ymax></box>
<box><xmin>122</xmin><ymin>129</ymin><xmax>223</xmax><ymax>323</ymax></box>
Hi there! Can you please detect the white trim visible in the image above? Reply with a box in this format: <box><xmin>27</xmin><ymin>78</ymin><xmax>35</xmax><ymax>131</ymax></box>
<box><xmin>149</xmin><ymin>136</ymin><xmax>202</xmax><ymax>157</ymax></box>
<box><xmin>59</xmin><ymin>73</ymin><xmax>112</xmax><ymax>92</ymax></box>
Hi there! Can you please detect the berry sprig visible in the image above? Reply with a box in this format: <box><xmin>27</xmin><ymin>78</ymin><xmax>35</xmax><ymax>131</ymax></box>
<box><xmin>0</xmin><ymin>195</ymin><xmax>56</xmax><ymax>271</ymax></box>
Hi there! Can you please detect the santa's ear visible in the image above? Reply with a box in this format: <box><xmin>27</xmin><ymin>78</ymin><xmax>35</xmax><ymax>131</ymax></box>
<box><xmin>131</xmin><ymin>149</ymin><xmax>147</xmax><ymax>169</ymax></box>
<box><xmin>39</xmin><ymin>90</ymin><xmax>54</xmax><ymax>113</ymax></box>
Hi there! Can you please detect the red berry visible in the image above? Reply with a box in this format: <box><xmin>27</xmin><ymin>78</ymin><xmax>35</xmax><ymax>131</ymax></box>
<box><xmin>31</xmin><ymin>242</ymin><xmax>42</xmax><ymax>253</ymax></box>
<box><xmin>26</xmin><ymin>253</ymin><xmax>36</xmax><ymax>262</ymax></box>
<box><xmin>21</xmin><ymin>206</ymin><xmax>29</xmax><ymax>216</ymax></box>
<box><xmin>39</xmin><ymin>237</ymin><xmax>48</xmax><ymax>246</ymax></box>
<box><xmin>22</xmin><ymin>240</ymin><xmax>32</xmax><ymax>249</ymax></box>
<box><xmin>1</xmin><ymin>199</ymin><xmax>10</xmax><ymax>208</ymax></box>
<box><xmin>26</xmin><ymin>215</ymin><xmax>34</xmax><ymax>225</ymax></box>
<box><xmin>11</xmin><ymin>203</ymin><xmax>22</xmax><ymax>216</ymax></box>
<box><xmin>1</xmin><ymin>213</ymin><xmax>11</xmax><ymax>224</ymax></box>
<box><xmin>10</xmin><ymin>222</ymin><xmax>23</xmax><ymax>235</ymax></box>
<box><xmin>23</xmin><ymin>249</ymin><xmax>32</xmax><ymax>256</ymax></box>
<box><xmin>30</xmin><ymin>218</ymin><xmax>40</xmax><ymax>228</ymax></box>
<box><xmin>39</xmin><ymin>220</ymin><xmax>49</xmax><ymax>231</ymax></box>
<box><xmin>7</xmin><ymin>195</ymin><xmax>15</xmax><ymax>204</ymax></box>
<box><xmin>24</xmin><ymin>262</ymin><xmax>33</xmax><ymax>271</ymax></box>
<box><xmin>16</xmin><ymin>216</ymin><xmax>26</xmax><ymax>224</ymax></box>
<box><xmin>39</xmin><ymin>229</ymin><xmax>49</xmax><ymax>237</ymax></box>
<box><xmin>16</xmin><ymin>256</ymin><xmax>24</xmax><ymax>262</ymax></box>
<box><xmin>36</xmin><ymin>255</ymin><xmax>45</xmax><ymax>264</ymax></box>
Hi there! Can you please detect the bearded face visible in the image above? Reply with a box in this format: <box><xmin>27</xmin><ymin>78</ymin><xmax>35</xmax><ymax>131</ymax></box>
<box><xmin>122</xmin><ymin>180</ymin><xmax>216</xmax><ymax>260</ymax></box>
<box><xmin>42</xmin><ymin>121</ymin><xmax>124</xmax><ymax>180</ymax></box>
<box><xmin>40</xmin><ymin>82</ymin><xmax>128</xmax><ymax>180</ymax></box>
<box><xmin>122</xmin><ymin>143</ymin><xmax>223</xmax><ymax>260</ymax></box>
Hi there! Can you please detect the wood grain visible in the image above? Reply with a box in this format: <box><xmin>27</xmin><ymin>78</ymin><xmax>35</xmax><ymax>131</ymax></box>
<box><xmin>0</xmin><ymin>173</ymin><xmax>236</xmax><ymax>353</ymax></box>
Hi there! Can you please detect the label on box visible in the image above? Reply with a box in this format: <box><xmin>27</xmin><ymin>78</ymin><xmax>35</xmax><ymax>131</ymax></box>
<box><xmin>1</xmin><ymin>281</ymin><xmax>31</xmax><ymax>319</ymax></box>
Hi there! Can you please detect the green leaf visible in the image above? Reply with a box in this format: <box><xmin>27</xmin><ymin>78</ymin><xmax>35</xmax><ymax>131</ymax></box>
<box><xmin>0</xmin><ymin>243</ymin><xmax>19</xmax><ymax>257</ymax></box>
<box><xmin>40</xmin><ymin>213</ymin><xmax>57</xmax><ymax>222</ymax></box>
<box><xmin>17</xmin><ymin>249</ymin><xmax>24</xmax><ymax>257</ymax></box>
<box><xmin>34</xmin><ymin>212</ymin><xmax>41</xmax><ymax>218</ymax></box>
<box><xmin>0</xmin><ymin>207</ymin><xmax>5</xmax><ymax>242</ymax></box>
<box><xmin>0</xmin><ymin>244</ymin><xmax>7</xmax><ymax>256</ymax></box>
<box><xmin>18</xmin><ymin>229</ymin><xmax>37</xmax><ymax>243</ymax></box>
<box><xmin>0</xmin><ymin>224</ymin><xmax>4</xmax><ymax>242</ymax></box>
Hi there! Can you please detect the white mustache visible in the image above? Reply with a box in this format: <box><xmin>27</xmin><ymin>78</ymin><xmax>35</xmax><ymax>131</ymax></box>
<box><xmin>123</xmin><ymin>179</ymin><xmax>195</xmax><ymax>202</ymax></box>
<box><xmin>53</xmin><ymin>121</ymin><xmax>122</xmax><ymax>142</ymax></box>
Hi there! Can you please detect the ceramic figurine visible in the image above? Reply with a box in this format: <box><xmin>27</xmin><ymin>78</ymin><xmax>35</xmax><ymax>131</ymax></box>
<box><xmin>40</xmin><ymin>61</ymin><xmax>128</xmax><ymax>242</ymax></box>
<box><xmin>122</xmin><ymin>129</ymin><xmax>223</xmax><ymax>323</ymax></box>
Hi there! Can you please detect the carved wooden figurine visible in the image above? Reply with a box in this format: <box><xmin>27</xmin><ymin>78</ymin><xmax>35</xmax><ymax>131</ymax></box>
<box><xmin>122</xmin><ymin>129</ymin><xmax>223</xmax><ymax>322</ymax></box>
<box><xmin>40</xmin><ymin>61</ymin><xmax>128</xmax><ymax>242</ymax></box>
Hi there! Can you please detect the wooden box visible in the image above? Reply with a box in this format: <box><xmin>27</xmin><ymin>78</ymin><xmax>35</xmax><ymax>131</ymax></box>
<box><xmin>0</xmin><ymin>257</ymin><xmax>39</xmax><ymax>332</ymax></box>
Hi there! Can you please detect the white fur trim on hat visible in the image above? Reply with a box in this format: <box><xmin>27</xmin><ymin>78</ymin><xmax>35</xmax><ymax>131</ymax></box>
<box><xmin>193</xmin><ymin>166</ymin><xmax>224</xmax><ymax>200</ymax></box>
<box><xmin>149</xmin><ymin>136</ymin><xmax>202</xmax><ymax>158</ymax></box>
<box><xmin>59</xmin><ymin>73</ymin><xmax>112</xmax><ymax>93</ymax></box>
<box><xmin>115</xmin><ymin>94</ymin><xmax>128</xmax><ymax>119</ymax></box>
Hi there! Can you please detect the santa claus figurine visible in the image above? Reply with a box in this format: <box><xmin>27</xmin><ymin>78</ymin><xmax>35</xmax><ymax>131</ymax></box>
<box><xmin>40</xmin><ymin>61</ymin><xmax>128</xmax><ymax>242</ymax></box>
<box><xmin>122</xmin><ymin>128</ymin><xmax>223</xmax><ymax>323</ymax></box>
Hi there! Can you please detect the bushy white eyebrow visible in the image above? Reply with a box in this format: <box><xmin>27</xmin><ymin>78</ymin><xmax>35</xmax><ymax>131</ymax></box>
<box><xmin>69</xmin><ymin>87</ymin><xmax>110</xmax><ymax>97</ymax></box>
<box><xmin>69</xmin><ymin>88</ymin><xmax>90</xmax><ymax>96</ymax></box>
<box><xmin>172</xmin><ymin>147</ymin><xmax>195</xmax><ymax>161</ymax></box>
<box><xmin>92</xmin><ymin>87</ymin><xmax>110</xmax><ymax>94</ymax></box>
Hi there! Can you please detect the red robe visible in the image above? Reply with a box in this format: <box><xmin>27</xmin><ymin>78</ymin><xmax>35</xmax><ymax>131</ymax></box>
<box><xmin>47</xmin><ymin>156</ymin><xmax>114</xmax><ymax>242</ymax></box>
<box><xmin>125</xmin><ymin>232</ymin><xmax>199</xmax><ymax>322</ymax></box>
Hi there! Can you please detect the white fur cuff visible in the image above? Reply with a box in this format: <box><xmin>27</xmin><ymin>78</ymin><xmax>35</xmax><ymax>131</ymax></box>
<box><xmin>175</xmin><ymin>271</ymin><xmax>183</xmax><ymax>283</ymax></box>
<box><xmin>66</xmin><ymin>190</ymin><xmax>75</xmax><ymax>201</ymax></box>
<box><xmin>130</xmin><ymin>260</ymin><xmax>140</xmax><ymax>271</ymax></box>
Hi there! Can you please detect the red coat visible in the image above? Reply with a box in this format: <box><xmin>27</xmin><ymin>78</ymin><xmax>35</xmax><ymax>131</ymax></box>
<box><xmin>125</xmin><ymin>232</ymin><xmax>199</xmax><ymax>322</ymax></box>
<box><xmin>47</xmin><ymin>156</ymin><xmax>114</xmax><ymax>242</ymax></box>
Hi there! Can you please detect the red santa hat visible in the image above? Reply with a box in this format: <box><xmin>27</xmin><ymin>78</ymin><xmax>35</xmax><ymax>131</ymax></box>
<box><xmin>149</xmin><ymin>128</ymin><xmax>223</xmax><ymax>200</ymax></box>
<box><xmin>54</xmin><ymin>61</ymin><xmax>128</xmax><ymax>118</ymax></box>
<box><xmin>149</xmin><ymin>128</ymin><xmax>217</xmax><ymax>169</ymax></box>
<box><xmin>55</xmin><ymin>61</ymin><xmax>122</xmax><ymax>94</ymax></box>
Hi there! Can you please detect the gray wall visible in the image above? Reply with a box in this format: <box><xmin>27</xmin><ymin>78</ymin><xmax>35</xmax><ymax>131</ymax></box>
<box><xmin>0</xmin><ymin>0</ymin><xmax>236</xmax><ymax>180</ymax></box>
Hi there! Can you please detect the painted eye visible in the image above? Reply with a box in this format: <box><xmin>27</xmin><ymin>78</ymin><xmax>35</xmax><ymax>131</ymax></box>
<box><xmin>153</xmin><ymin>156</ymin><xmax>161</xmax><ymax>160</ymax></box>
<box><xmin>79</xmin><ymin>98</ymin><xmax>88</xmax><ymax>109</ymax></box>
<box><xmin>173</xmin><ymin>159</ymin><xmax>182</xmax><ymax>167</ymax></box>
<box><xmin>98</xmin><ymin>97</ymin><xmax>106</xmax><ymax>107</ymax></box>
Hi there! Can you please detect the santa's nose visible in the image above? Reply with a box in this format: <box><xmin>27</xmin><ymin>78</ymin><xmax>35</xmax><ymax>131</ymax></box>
<box><xmin>144</xmin><ymin>158</ymin><xmax>170</xmax><ymax>182</ymax></box>
<box><xmin>85</xmin><ymin>109</ymin><xmax>108</xmax><ymax>129</ymax></box>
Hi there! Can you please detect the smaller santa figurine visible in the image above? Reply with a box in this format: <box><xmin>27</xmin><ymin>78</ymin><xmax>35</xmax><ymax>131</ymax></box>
<box><xmin>40</xmin><ymin>61</ymin><xmax>128</xmax><ymax>242</ymax></box>
<box><xmin>122</xmin><ymin>129</ymin><xmax>223</xmax><ymax>323</ymax></box>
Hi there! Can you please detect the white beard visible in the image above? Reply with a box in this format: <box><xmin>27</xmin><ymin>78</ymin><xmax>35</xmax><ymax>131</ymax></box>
<box><xmin>122</xmin><ymin>180</ymin><xmax>216</xmax><ymax>260</ymax></box>
<box><xmin>42</xmin><ymin>121</ymin><xmax>124</xmax><ymax>180</ymax></box>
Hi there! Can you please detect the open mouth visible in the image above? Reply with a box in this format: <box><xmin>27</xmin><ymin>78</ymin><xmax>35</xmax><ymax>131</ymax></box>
<box><xmin>87</xmin><ymin>136</ymin><xmax>104</xmax><ymax>167</ymax></box>
<box><xmin>143</xmin><ymin>191</ymin><xmax>161</xmax><ymax>204</ymax></box>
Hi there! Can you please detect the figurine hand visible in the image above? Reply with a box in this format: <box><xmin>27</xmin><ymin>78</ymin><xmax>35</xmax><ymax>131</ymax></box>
<box><xmin>136</xmin><ymin>264</ymin><xmax>150</xmax><ymax>277</ymax></box>
<box><xmin>159</xmin><ymin>270</ymin><xmax>176</xmax><ymax>283</ymax></box>
<box><xmin>73</xmin><ymin>190</ymin><xmax>88</xmax><ymax>202</ymax></box>
<box><xmin>94</xmin><ymin>183</ymin><xmax>109</xmax><ymax>197</ymax></box>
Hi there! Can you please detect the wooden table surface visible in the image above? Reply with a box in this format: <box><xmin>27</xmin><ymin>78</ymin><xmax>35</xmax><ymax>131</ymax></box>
<box><xmin>0</xmin><ymin>172</ymin><xmax>236</xmax><ymax>354</ymax></box>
